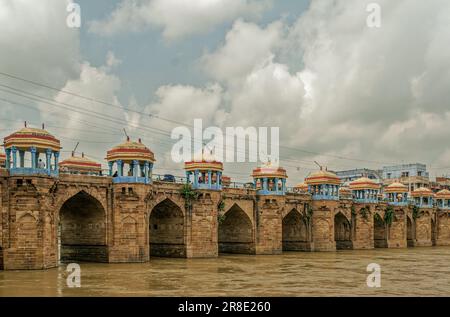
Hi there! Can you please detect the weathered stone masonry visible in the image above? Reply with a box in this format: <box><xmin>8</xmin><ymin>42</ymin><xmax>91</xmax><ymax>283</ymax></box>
<box><xmin>1</xmin><ymin>171</ymin><xmax>450</xmax><ymax>270</ymax></box>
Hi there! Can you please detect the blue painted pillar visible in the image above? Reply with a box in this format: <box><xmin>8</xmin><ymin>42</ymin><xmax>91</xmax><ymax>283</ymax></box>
<box><xmin>12</xmin><ymin>146</ymin><xmax>17</xmax><ymax>169</ymax></box>
<box><xmin>217</xmin><ymin>171</ymin><xmax>222</xmax><ymax>189</ymax></box>
<box><xmin>143</xmin><ymin>161</ymin><xmax>148</xmax><ymax>181</ymax></box>
<box><xmin>19</xmin><ymin>150</ymin><xmax>25</xmax><ymax>168</ymax></box>
<box><xmin>263</xmin><ymin>178</ymin><xmax>268</xmax><ymax>191</ymax></box>
<box><xmin>208</xmin><ymin>170</ymin><xmax>212</xmax><ymax>188</ymax></box>
<box><xmin>5</xmin><ymin>148</ymin><xmax>11</xmax><ymax>170</ymax></box>
<box><xmin>274</xmin><ymin>178</ymin><xmax>279</xmax><ymax>193</ymax></box>
<box><xmin>186</xmin><ymin>171</ymin><xmax>190</xmax><ymax>184</ymax></box>
<box><xmin>30</xmin><ymin>146</ymin><xmax>37</xmax><ymax>168</ymax></box>
<box><xmin>281</xmin><ymin>179</ymin><xmax>286</xmax><ymax>194</ymax></box>
<box><xmin>149</xmin><ymin>163</ymin><xmax>153</xmax><ymax>180</ymax></box>
<box><xmin>133</xmin><ymin>160</ymin><xmax>139</xmax><ymax>178</ymax></box>
<box><xmin>117</xmin><ymin>160</ymin><xmax>123</xmax><ymax>176</ymax></box>
<box><xmin>54</xmin><ymin>152</ymin><xmax>59</xmax><ymax>175</ymax></box>
<box><xmin>108</xmin><ymin>162</ymin><xmax>113</xmax><ymax>176</ymax></box>
<box><xmin>194</xmin><ymin>170</ymin><xmax>199</xmax><ymax>188</ymax></box>
<box><xmin>46</xmin><ymin>149</ymin><xmax>52</xmax><ymax>175</ymax></box>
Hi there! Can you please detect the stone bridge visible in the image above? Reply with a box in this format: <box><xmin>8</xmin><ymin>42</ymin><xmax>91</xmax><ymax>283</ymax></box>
<box><xmin>1</xmin><ymin>171</ymin><xmax>450</xmax><ymax>270</ymax></box>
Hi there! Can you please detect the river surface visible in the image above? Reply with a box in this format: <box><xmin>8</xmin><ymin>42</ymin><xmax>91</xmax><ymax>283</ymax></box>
<box><xmin>1</xmin><ymin>247</ymin><xmax>450</xmax><ymax>297</ymax></box>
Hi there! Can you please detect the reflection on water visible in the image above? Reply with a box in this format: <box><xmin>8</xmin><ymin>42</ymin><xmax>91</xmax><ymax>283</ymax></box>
<box><xmin>1</xmin><ymin>247</ymin><xmax>450</xmax><ymax>297</ymax></box>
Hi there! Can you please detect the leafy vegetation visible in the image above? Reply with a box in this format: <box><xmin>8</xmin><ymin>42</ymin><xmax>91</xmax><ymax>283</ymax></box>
<box><xmin>180</xmin><ymin>184</ymin><xmax>199</xmax><ymax>210</ymax></box>
<box><xmin>359</xmin><ymin>206</ymin><xmax>369</xmax><ymax>220</ymax></box>
<box><xmin>384</xmin><ymin>206</ymin><xmax>395</xmax><ymax>225</ymax></box>
<box><xmin>412</xmin><ymin>205</ymin><xmax>420</xmax><ymax>220</ymax></box>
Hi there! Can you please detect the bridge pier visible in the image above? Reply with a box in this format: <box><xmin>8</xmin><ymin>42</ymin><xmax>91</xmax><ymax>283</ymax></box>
<box><xmin>311</xmin><ymin>201</ymin><xmax>337</xmax><ymax>252</ymax></box>
<box><xmin>255</xmin><ymin>196</ymin><xmax>284</xmax><ymax>255</ymax></box>
<box><xmin>186</xmin><ymin>190</ymin><xmax>221</xmax><ymax>258</ymax></box>
<box><xmin>352</xmin><ymin>204</ymin><xmax>375</xmax><ymax>250</ymax></box>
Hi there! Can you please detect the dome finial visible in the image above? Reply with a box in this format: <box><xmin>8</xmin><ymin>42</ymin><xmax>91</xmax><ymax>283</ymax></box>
<box><xmin>42</xmin><ymin>123</ymin><xmax>45</xmax><ymax>129</ymax></box>
<box><xmin>127</xmin><ymin>136</ymin><xmax>130</xmax><ymax>142</ymax></box>
<box><xmin>82</xmin><ymin>152</ymin><xmax>85</xmax><ymax>158</ymax></box>
<box><xmin>71</xmin><ymin>151</ymin><xmax>75</xmax><ymax>157</ymax></box>
<box><xmin>24</xmin><ymin>121</ymin><xmax>27</xmax><ymax>127</ymax></box>
<box><xmin>139</xmin><ymin>138</ymin><xmax>142</xmax><ymax>143</ymax></box>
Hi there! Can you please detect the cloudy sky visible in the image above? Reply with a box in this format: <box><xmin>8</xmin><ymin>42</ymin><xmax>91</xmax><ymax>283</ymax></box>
<box><xmin>1</xmin><ymin>0</ymin><xmax>450</xmax><ymax>184</ymax></box>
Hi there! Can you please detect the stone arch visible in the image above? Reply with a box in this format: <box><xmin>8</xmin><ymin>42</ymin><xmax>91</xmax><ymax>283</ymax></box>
<box><xmin>147</xmin><ymin>195</ymin><xmax>185</xmax><ymax>218</ymax></box>
<box><xmin>407</xmin><ymin>216</ymin><xmax>414</xmax><ymax>247</ymax></box>
<box><xmin>59</xmin><ymin>191</ymin><xmax>107</xmax><ymax>263</ymax></box>
<box><xmin>282</xmin><ymin>208</ymin><xmax>309</xmax><ymax>251</ymax></box>
<box><xmin>219</xmin><ymin>203</ymin><xmax>255</xmax><ymax>254</ymax></box>
<box><xmin>149</xmin><ymin>198</ymin><xmax>186</xmax><ymax>258</ymax></box>
<box><xmin>55</xmin><ymin>187</ymin><xmax>108</xmax><ymax>216</ymax></box>
<box><xmin>334</xmin><ymin>209</ymin><xmax>352</xmax><ymax>223</ymax></box>
<box><xmin>334</xmin><ymin>212</ymin><xmax>352</xmax><ymax>250</ymax></box>
<box><xmin>374</xmin><ymin>213</ymin><xmax>387</xmax><ymax>248</ymax></box>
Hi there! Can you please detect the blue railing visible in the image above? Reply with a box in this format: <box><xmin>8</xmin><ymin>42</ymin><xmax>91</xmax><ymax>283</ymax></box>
<box><xmin>354</xmin><ymin>198</ymin><xmax>379</xmax><ymax>204</ymax></box>
<box><xmin>387</xmin><ymin>201</ymin><xmax>408</xmax><ymax>206</ymax></box>
<box><xmin>9</xmin><ymin>168</ymin><xmax>58</xmax><ymax>177</ymax></box>
<box><xmin>113</xmin><ymin>176</ymin><xmax>150</xmax><ymax>184</ymax></box>
<box><xmin>311</xmin><ymin>194</ymin><xmax>339</xmax><ymax>201</ymax></box>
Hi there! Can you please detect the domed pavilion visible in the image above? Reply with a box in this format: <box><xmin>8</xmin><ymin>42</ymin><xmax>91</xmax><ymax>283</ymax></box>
<box><xmin>436</xmin><ymin>189</ymin><xmax>450</xmax><ymax>209</ymax></box>
<box><xmin>305</xmin><ymin>168</ymin><xmax>340</xmax><ymax>200</ymax></box>
<box><xmin>185</xmin><ymin>149</ymin><xmax>223</xmax><ymax>190</ymax></box>
<box><xmin>349</xmin><ymin>177</ymin><xmax>381</xmax><ymax>203</ymax></box>
<box><xmin>59</xmin><ymin>152</ymin><xmax>102</xmax><ymax>176</ymax></box>
<box><xmin>411</xmin><ymin>187</ymin><xmax>434</xmax><ymax>208</ymax></box>
<box><xmin>3</xmin><ymin>123</ymin><xmax>61</xmax><ymax>176</ymax></box>
<box><xmin>294</xmin><ymin>182</ymin><xmax>308</xmax><ymax>194</ymax></box>
<box><xmin>251</xmin><ymin>162</ymin><xmax>287</xmax><ymax>195</ymax></box>
<box><xmin>384</xmin><ymin>182</ymin><xmax>409</xmax><ymax>206</ymax></box>
<box><xmin>339</xmin><ymin>186</ymin><xmax>352</xmax><ymax>200</ymax></box>
<box><xmin>0</xmin><ymin>151</ymin><xmax>5</xmax><ymax>168</ymax></box>
<box><xmin>106</xmin><ymin>137</ymin><xmax>155</xmax><ymax>184</ymax></box>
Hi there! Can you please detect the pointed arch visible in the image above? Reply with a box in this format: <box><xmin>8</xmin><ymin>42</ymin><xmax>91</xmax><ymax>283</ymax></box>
<box><xmin>282</xmin><ymin>208</ymin><xmax>310</xmax><ymax>251</ymax></box>
<box><xmin>149</xmin><ymin>198</ymin><xmax>186</xmax><ymax>258</ymax></box>
<box><xmin>59</xmin><ymin>191</ymin><xmax>107</xmax><ymax>263</ymax></box>
<box><xmin>219</xmin><ymin>203</ymin><xmax>255</xmax><ymax>254</ymax></box>
<box><xmin>334</xmin><ymin>212</ymin><xmax>352</xmax><ymax>249</ymax></box>
<box><xmin>407</xmin><ymin>216</ymin><xmax>414</xmax><ymax>247</ymax></box>
<box><xmin>374</xmin><ymin>213</ymin><xmax>387</xmax><ymax>248</ymax></box>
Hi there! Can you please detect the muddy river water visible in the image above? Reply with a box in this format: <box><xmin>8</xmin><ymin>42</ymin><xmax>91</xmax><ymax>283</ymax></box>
<box><xmin>1</xmin><ymin>247</ymin><xmax>450</xmax><ymax>296</ymax></box>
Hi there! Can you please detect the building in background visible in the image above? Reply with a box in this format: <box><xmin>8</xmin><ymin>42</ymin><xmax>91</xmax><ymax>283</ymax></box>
<box><xmin>432</xmin><ymin>176</ymin><xmax>450</xmax><ymax>191</ymax></box>
<box><xmin>334</xmin><ymin>168</ymin><xmax>382</xmax><ymax>185</ymax></box>
<box><xmin>382</xmin><ymin>163</ymin><xmax>429</xmax><ymax>191</ymax></box>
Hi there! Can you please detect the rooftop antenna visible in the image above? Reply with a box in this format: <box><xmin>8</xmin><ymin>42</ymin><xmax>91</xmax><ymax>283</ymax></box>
<box><xmin>72</xmin><ymin>142</ymin><xmax>79</xmax><ymax>157</ymax></box>
<box><xmin>314</xmin><ymin>161</ymin><xmax>323</xmax><ymax>170</ymax></box>
<box><xmin>123</xmin><ymin>128</ymin><xmax>129</xmax><ymax>141</ymax></box>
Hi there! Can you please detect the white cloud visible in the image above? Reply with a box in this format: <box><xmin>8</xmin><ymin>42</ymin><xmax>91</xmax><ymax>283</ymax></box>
<box><xmin>88</xmin><ymin>0</ymin><xmax>272</xmax><ymax>40</ymax></box>
<box><xmin>202</xmin><ymin>19</ymin><xmax>284</xmax><ymax>83</ymax></box>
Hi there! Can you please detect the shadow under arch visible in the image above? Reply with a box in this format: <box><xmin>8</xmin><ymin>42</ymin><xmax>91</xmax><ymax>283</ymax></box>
<box><xmin>282</xmin><ymin>209</ymin><xmax>310</xmax><ymax>251</ymax></box>
<box><xmin>334</xmin><ymin>212</ymin><xmax>353</xmax><ymax>250</ymax></box>
<box><xmin>219</xmin><ymin>203</ymin><xmax>255</xmax><ymax>254</ymax></box>
<box><xmin>59</xmin><ymin>191</ymin><xmax>107</xmax><ymax>263</ymax></box>
<box><xmin>149</xmin><ymin>198</ymin><xmax>186</xmax><ymax>258</ymax></box>
<box><xmin>431</xmin><ymin>218</ymin><xmax>437</xmax><ymax>246</ymax></box>
<box><xmin>374</xmin><ymin>213</ymin><xmax>387</xmax><ymax>248</ymax></box>
<box><xmin>407</xmin><ymin>216</ymin><xmax>414</xmax><ymax>247</ymax></box>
